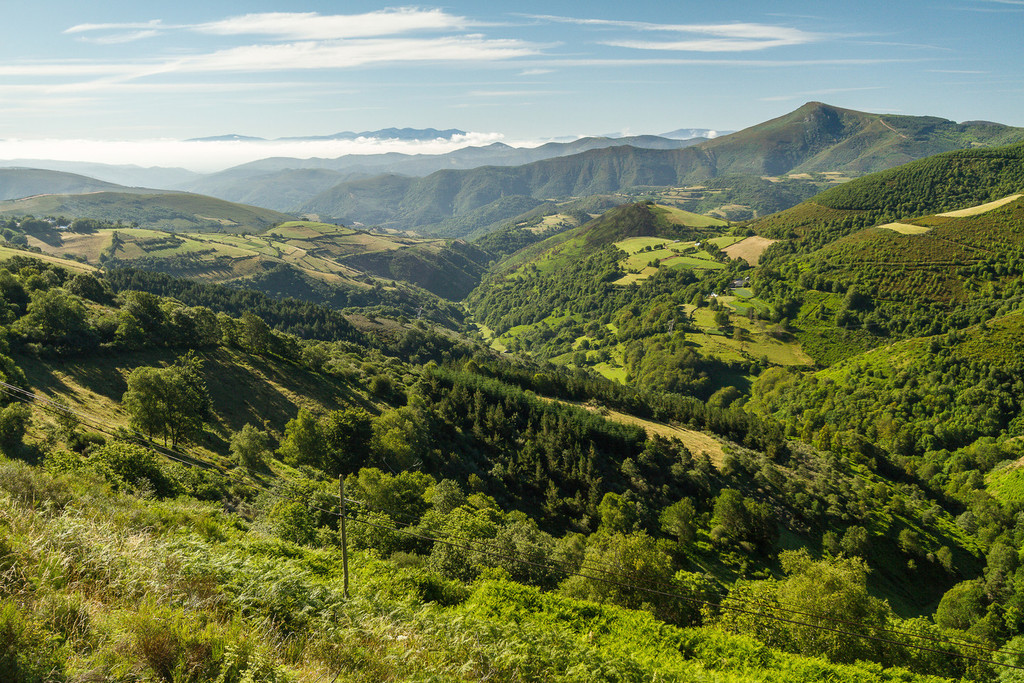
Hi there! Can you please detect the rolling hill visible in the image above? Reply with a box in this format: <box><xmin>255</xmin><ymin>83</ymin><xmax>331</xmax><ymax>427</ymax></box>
<box><xmin>177</xmin><ymin>134</ymin><xmax>709</xmax><ymax>212</ymax></box>
<box><xmin>22</xmin><ymin>219</ymin><xmax>490</xmax><ymax>303</ymax></box>
<box><xmin>0</xmin><ymin>168</ymin><xmax>136</xmax><ymax>200</ymax></box>
<box><xmin>752</xmin><ymin>141</ymin><xmax>1024</xmax><ymax>249</ymax></box>
<box><xmin>297</xmin><ymin>102</ymin><xmax>1024</xmax><ymax>236</ymax></box>
<box><xmin>0</xmin><ymin>190</ymin><xmax>294</xmax><ymax>233</ymax></box>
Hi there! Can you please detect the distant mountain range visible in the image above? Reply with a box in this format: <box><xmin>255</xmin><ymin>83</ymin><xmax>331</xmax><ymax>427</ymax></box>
<box><xmin>294</xmin><ymin>102</ymin><xmax>1024</xmax><ymax>235</ymax></box>
<box><xmin>174</xmin><ymin>134</ymin><xmax>710</xmax><ymax>209</ymax></box>
<box><xmin>186</xmin><ymin>127</ymin><xmax>469</xmax><ymax>142</ymax></box>
<box><xmin>1</xmin><ymin>103</ymin><xmax>1022</xmax><ymax>242</ymax></box>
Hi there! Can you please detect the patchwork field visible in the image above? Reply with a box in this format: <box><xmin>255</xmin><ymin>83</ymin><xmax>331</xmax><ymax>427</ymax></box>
<box><xmin>612</xmin><ymin>236</ymin><xmax>727</xmax><ymax>284</ymax></box>
<box><xmin>20</xmin><ymin>219</ymin><xmax>489</xmax><ymax>300</ymax></box>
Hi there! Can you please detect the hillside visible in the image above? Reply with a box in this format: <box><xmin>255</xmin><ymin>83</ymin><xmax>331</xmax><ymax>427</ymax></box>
<box><xmin>465</xmin><ymin>202</ymin><xmax>813</xmax><ymax>392</ymax></box>
<box><xmin>752</xmin><ymin>141</ymin><xmax>1024</xmax><ymax>248</ymax></box>
<box><xmin>19</xmin><ymin>219</ymin><xmax>490</xmax><ymax>306</ymax></box>
<box><xmin>299</xmin><ymin>103</ymin><xmax>1024</xmax><ymax>236</ymax></box>
<box><xmin>0</xmin><ymin>168</ymin><xmax>134</xmax><ymax>200</ymax></box>
<box><xmin>0</xmin><ymin>236</ymin><xmax>1018</xmax><ymax>680</ymax></box>
<box><xmin>179</xmin><ymin>135</ymin><xmax>707</xmax><ymax>211</ymax></box>
<box><xmin>0</xmin><ymin>190</ymin><xmax>294</xmax><ymax>233</ymax></box>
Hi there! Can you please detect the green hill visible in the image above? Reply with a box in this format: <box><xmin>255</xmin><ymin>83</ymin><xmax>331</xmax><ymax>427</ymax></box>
<box><xmin>301</xmin><ymin>103</ymin><xmax>1024</xmax><ymax>236</ymax></box>
<box><xmin>22</xmin><ymin>219</ymin><xmax>491</xmax><ymax>305</ymax></box>
<box><xmin>0</xmin><ymin>191</ymin><xmax>294</xmax><ymax>233</ymax></box>
<box><xmin>0</xmin><ymin>242</ymin><xmax>1015</xmax><ymax>680</ymax></box>
<box><xmin>753</xmin><ymin>141</ymin><xmax>1024</xmax><ymax>248</ymax></box>
<box><xmin>0</xmin><ymin>167</ymin><xmax>133</xmax><ymax>200</ymax></box>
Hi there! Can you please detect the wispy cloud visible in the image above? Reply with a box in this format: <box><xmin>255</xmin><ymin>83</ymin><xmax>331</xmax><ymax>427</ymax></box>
<box><xmin>66</xmin><ymin>9</ymin><xmax>474</xmax><ymax>42</ymax></box>
<box><xmin>194</xmin><ymin>9</ymin><xmax>472</xmax><ymax>40</ymax></box>
<box><xmin>526</xmin><ymin>15</ymin><xmax>822</xmax><ymax>52</ymax></box>
<box><xmin>83</xmin><ymin>30</ymin><xmax>161</xmax><ymax>45</ymax></box>
<box><xmin>48</xmin><ymin>11</ymin><xmax>539</xmax><ymax>96</ymax></box>
<box><xmin>518</xmin><ymin>57</ymin><xmax>923</xmax><ymax>68</ymax></box>
<box><xmin>759</xmin><ymin>86</ymin><xmax>883</xmax><ymax>102</ymax></box>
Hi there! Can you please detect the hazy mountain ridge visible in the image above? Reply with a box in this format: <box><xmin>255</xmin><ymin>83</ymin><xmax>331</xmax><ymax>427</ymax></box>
<box><xmin>296</xmin><ymin>103</ymin><xmax>1024</xmax><ymax>236</ymax></box>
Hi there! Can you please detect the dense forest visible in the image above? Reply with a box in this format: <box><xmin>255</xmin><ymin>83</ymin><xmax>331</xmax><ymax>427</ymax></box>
<box><xmin>5</xmin><ymin>139</ymin><xmax>1024</xmax><ymax>681</ymax></box>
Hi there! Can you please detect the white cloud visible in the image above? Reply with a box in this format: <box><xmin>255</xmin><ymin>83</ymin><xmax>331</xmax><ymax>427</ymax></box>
<box><xmin>195</xmin><ymin>9</ymin><xmax>471</xmax><ymax>40</ymax></box>
<box><xmin>0</xmin><ymin>133</ymin><xmax>511</xmax><ymax>173</ymax></box>
<box><xmin>527</xmin><ymin>15</ymin><xmax>821</xmax><ymax>52</ymax></box>
<box><xmin>519</xmin><ymin>68</ymin><xmax>554</xmax><ymax>76</ymax></box>
<box><xmin>66</xmin><ymin>9</ymin><xmax>473</xmax><ymax>42</ymax></box>
<box><xmin>172</xmin><ymin>36</ymin><xmax>539</xmax><ymax>73</ymax></box>
<box><xmin>82</xmin><ymin>30</ymin><xmax>161</xmax><ymax>45</ymax></box>
<box><xmin>65</xmin><ymin>19</ymin><xmax>166</xmax><ymax>34</ymax></box>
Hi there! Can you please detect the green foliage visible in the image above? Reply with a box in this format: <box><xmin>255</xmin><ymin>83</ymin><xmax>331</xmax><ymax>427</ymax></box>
<box><xmin>90</xmin><ymin>440</ymin><xmax>178</xmax><ymax>496</ymax></box>
<box><xmin>0</xmin><ymin>403</ymin><xmax>30</xmax><ymax>455</ymax></box>
<box><xmin>123</xmin><ymin>354</ymin><xmax>211</xmax><ymax>447</ymax></box>
<box><xmin>0</xmin><ymin>601</ymin><xmax>66</xmax><ymax>683</ymax></box>
<box><xmin>230</xmin><ymin>424</ymin><xmax>271</xmax><ymax>471</ymax></box>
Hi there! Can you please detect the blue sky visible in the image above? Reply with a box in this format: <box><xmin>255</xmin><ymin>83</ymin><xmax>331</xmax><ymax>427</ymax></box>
<box><xmin>1</xmin><ymin>1</ymin><xmax>1021</xmax><ymax>170</ymax></box>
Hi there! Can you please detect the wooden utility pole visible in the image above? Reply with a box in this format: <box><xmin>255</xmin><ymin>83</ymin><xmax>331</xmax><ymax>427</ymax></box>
<box><xmin>340</xmin><ymin>475</ymin><xmax>349</xmax><ymax>599</ymax></box>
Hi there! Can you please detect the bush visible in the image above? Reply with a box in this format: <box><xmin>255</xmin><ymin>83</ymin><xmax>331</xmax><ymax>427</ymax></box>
<box><xmin>0</xmin><ymin>601</ymin><xmax>66</xmax><ymax>683</ymax></box>
<box><xmin>230</xmin><ymin>424</ymin><xmax>271</xmax><ymax>472</ymax></box>
<box><xmin>90</xmin><ymin>441</ymin><xmax>179</xmax><ymax>497</ymax></box>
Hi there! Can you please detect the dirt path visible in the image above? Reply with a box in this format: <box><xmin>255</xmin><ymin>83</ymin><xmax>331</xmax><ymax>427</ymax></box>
<box><xmin>879</xmin><ymin>119</ymin><xmax>909</xmax><ymax>139</ymax></box>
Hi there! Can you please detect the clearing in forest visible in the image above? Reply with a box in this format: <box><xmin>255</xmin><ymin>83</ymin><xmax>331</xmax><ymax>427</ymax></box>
<box><xmin>722</xmin><ymin>236</ymin><xmax>777</xmax><ymax>265</ymax></box>
<box><xmin>878</xmin><ymin>222</ymin><xmax>931</xmax><ymax>235</ymax></box>
<box><xmin>546</xmin><ymin>397</ymin><xmax>727</xmax><ymax>466</ymax></box>
<box><xmin>937</xmin><ymin>194</ymin><xmax>1022</xmax><ymax>218</ymax></box>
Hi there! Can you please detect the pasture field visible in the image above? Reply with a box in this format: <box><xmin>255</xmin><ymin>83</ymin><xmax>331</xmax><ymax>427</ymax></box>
<box><xmin>937</xmin><ymin>193</ymin><xmax>1023</xmax><ymax>217</ymax></box>
<box><xmin>722</xmin><ymin>236</ymin><xmax>778</xmax><ymax>265</ymax></box>
<box><xmin>0</xmin><ymin>244</ymin><xmax>96</xmax><ymax>273</ymax></box>
<box><xmin>653</xmin><ymin>204</ymin><xmax>729</xmax><ymax>228</ymax></box>
<box><xmin>878</xmin><ymin>222</ymin><xmax>931</xmax><ymax>234</ymax></box>
<box><xmin>706</xmin><ymin>235</ymin><xmax>746</xmax><ymax>248</ymax></box>
<box><xmin>613</xmin><ymin>236</ymin><xmax>680</xmax><ymax>254</ymax></box>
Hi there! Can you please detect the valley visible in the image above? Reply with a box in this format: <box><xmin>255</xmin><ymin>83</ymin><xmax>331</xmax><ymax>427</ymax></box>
<box><xmin>3</xmin><ymin>102</ymin><xmax>1024</xmax><ymax>681</ymax></box>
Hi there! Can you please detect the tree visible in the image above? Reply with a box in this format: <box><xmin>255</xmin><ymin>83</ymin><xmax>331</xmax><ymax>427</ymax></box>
<box><xmin>659</xmin><ymin>497</ymin><xmax>697</xmax><ymax>545</ymax></box>
<box><xmin>122</xmin><ymin>356</ymin><xmax>210</xmax><ymax>446</ymax></box>
<box><xmin>775</xmin><ymin>549</ymin><xmax>892</xmax><ymax>663</ymax></box>
<box><xmin>16</xmin><ymin>289</ymin><xmax>91</xmax><ymax>347</ymax></box>
<box><xmin>371</xmin><ymin>407</ymin><xmax>427</xmax><ymax>471</ymax></box>
<box><xmin>321</xmin><ymin>407</ymin><xmax>373</xmax><ymax>474</ymax></box>
<box><xmin>231</xmin><ymin>423</ymin><xmax>271</xmax><ymax>471</ymax></box>
<box><xmin>239</xmin><ymin>312</ymin><xmax>272</xmax><ymax>354</ymax></box>
<box><xmin>710</xmin><ymin>488</ymin><xmax>748</xmax><ymax>543</ymax></box>
<box><xmin>598</xmin><ymin>491</ymin><xmax>641</xmax><ymax>534</ymax></box>
<box><xmin>276</xmin><ymin>407</ymin><xmax>321</xmax><ymax>468</ymax></box>
<box><xmin>714</xmin><ymin>308</ymin><xmax>731</xmax><ymax>328</ymax></box>
<box><xmin>0</xmin><ymin>403</ymin><xmax>30</xmax><ymax>454</ymax></box>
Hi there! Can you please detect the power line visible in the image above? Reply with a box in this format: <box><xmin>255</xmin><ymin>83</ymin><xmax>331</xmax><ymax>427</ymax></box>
<box><xmin>6</xmin><ymin>379</ymin><xmax>1023</xmax><ymax>668</ymax></box>
<box><xmin>336</xmin><ymin>511</ymin><xmax>1024</xmax><ymax>672</ymax></box>
<box><xmin>0</xmin><ymin>380</ymin><xmax>222</xmax><ymax>472</ymax></box>
<box><xmin>319</xmin><ymin>498</ymin><xmax>1024</xmax><ymax>665</ymax></box>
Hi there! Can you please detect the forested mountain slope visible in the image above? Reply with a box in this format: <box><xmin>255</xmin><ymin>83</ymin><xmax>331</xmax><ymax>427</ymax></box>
<box><xmin>0</xmin><ymin>249</ymin><xmax>1014</xmax><ymax>681</ymax></box>
<box><xmin>753</xmin><ymin>141</ymin><xmax>1024</xmax><ymax>248</ymax></box>
<box><xmin>300</xmin><ymin>103</ymin><xmax>1024</xmax><ymax>236</ymax></box>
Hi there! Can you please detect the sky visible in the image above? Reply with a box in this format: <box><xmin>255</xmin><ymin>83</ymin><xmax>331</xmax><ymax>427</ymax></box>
<box><xmin>1</xmin><ymin>0</ymin><xmax>1022</xmax><ymax>171</ymax></box>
